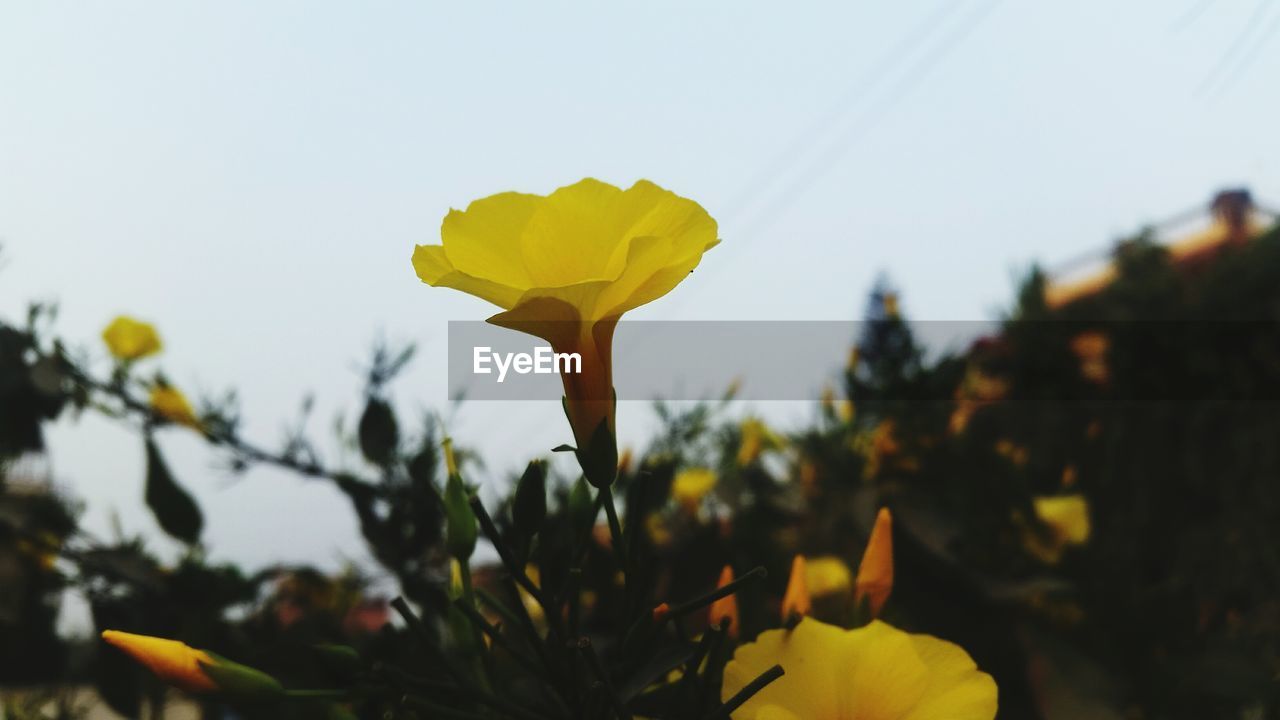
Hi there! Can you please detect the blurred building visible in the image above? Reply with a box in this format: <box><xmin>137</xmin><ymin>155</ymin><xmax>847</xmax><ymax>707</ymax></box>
<box><xmin>1044</xmin><ymin>189</ymin><xmax>1279</xmax><ymax>309</ymax></box>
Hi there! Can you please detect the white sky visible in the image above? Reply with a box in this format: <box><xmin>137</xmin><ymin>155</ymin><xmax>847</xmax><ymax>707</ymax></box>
<box><xmin>2</xmin><ymin>1</ymin><xmax>1277</xmax><ymax>599</ymax></box>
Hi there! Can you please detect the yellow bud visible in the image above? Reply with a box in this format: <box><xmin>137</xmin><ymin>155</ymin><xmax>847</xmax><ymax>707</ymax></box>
<box><xmin>781</xmin><ymin>555</ymin><xmax>812</xmax><ymax>620</ymax></box>
<box><xmin>101</xmin><ymin>631</ymin><xmax>218</xmax><ymax>694</ymax></box>
<box><xmin>442</xmin><ymin>437</ymin><xmax>458</xmax><ymax>477</ymax></box>
<box><xmin>150</xmin><ymin>384</ymin><xmax>200</xmax><ymax>429</ymax></box>
<box><xmin>854</xmin><ymin>508</ymin><xmax>894</xmax><ymax>618</ymax></box>
<box><xmin>709</xmin><ymin>565</ymin><xmax>740</xmax><ymax>638</ymax></box>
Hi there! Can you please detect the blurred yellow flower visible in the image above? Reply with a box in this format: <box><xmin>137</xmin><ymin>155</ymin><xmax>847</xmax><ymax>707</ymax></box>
<box><xmin>672</xmin><ymin>467</ymin><xmax>717</xmax><ymax>511</ymax></box>
<box><xmin>709</xmin><ymin>565</ymin><xmax>740</xmax><ymax>638</ymax></box>
<box><xmin>798</xmin><ymin>459</ymin><xmax>819</xmax><ymax>495</ymax></box>
<box><xmin>804</xmin><ymin>556</ymin><xmax>853</xmax><ymax>598</ymax></box>
<box><xmin>737</xmin><ymin>418</ymin><xmax>784</xmax><ymax>466</ymax></box>
<box><xmin>862</xmin><ymin>421</ymin><xmax>902</xmax><ymax>479</ymax></box>
<box><xmin>722</xmin><ymin>618</ymin><xmax>997</xmax><ymax>720</ymax></box>
<box><xmin>645</xmin><ymin>513</ymin><xmax>673</xmax><ymax>549</ymax></box>
<box><xmin>102</xmin><ymin>316</ymin><xmax>162</xmax><ymax>361</ymax></box>
<box><xmin>994</xmin><ymin>439</ymin><xmax>1029</xmax><ymax>467</ymax></box>
<box><xmin>855</xmin><ymin>508</ymin><xmax>894</xmax><ymax>619</ymax></box>
<box><xmin>781</xmin><ymin>555</ymin><xmax>812</xmax><ymax>620</ymax></box>
<box><xmin>150</xmin><ymin>385</ymin><xmax>199</xmax><ymax>429</ymax></box>
<box><xmin>102</xmin><ymin>631</ymin><xmax>218</xmax><ymax>693</ymax></box>
<box><xmin>820</xmin><ymin>385</ymin><xmax>855</xmax><ymax>424</ymax></box>
<box><xmin>413</xmin><ymin>179</ymin><xmax>718</xmax><ymax>486</ymax></box>
<box><xmin>1070</xmin><ymin>331</ymin><xmax>1110</xmax><ymax>384</ymax></box>
<box><xmin>1026</xmin><ymin>495</ymin><xmax>1091</xmax><ymax>564</ymax></box>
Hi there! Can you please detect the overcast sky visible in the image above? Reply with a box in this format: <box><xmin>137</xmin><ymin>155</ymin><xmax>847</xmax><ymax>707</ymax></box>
<box><xmin>2</xmin><ymin>2</ymin><xmax>1277</xmax><ymax>617</ymax></box>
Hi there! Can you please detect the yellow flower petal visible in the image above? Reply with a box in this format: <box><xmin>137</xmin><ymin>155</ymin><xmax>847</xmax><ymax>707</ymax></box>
<box><xmin>723</xmin><ymin>618</ymin><xmax>997</xmax><ymax>720</ymax></box>
<box><xmin>440</xmin><ymin>191</ymin><xmax>541</xmax><ymax>290</ymax></box>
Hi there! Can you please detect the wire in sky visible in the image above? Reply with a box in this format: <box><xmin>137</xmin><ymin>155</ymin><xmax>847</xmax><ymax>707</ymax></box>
<box><xmin>1195</xmin><ymin>0</ymin><xmax>1273</xmax><ymax>97</ymax></box>
<box><xmin>1170</xmin><ymin>0</ymin><xmax>1217</xmax><ymax>32</ymax></box>
<box><xmin>729</xmin><ymin>0</ymin><xmax>1004</xmax><ymax>253</ymax></box>
<box><xmin>718</xmin><ymin>1</ymin><xmax>966</xmax><ymax>223</ymax></box>
<box><xmin>1206</xmin><ymin>1</ymin><xmax>1280</xmax><ymax>99</ymax></box>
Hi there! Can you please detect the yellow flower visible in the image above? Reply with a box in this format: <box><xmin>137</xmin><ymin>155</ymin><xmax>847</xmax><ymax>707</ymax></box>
<box><xmin>855</xmin><ymin>508</ymin><xmax>894</xmax><ymax>619</ymax></box>
<box><xmin>102</xmin><ymin>631</ymin><xmax>283</xmax><ymax>698</ymax></box>
<box><xmin>1070</xmin><ymin>331</ymin><xmax>1110</xmax><ymax>384</ymax></box>
<box><xmin>102</xmin><ymin>316</ymin><xmax>162</xmax><ymax>361</ymax></box>
<box><xmin>781</xmin><ymin>555</ymin><xmax>812</xmax><ymax>620</ymax></box>
<box><xmin>804</xmin><ymin>556</ymin><xmax>853</xmax><ymax>599</ymax></box>
<box><xmin>722</xmin><ymin>618</ymin><xmax>997</xmax><ymax>720</ymax></box>
<box><xmin>737</xmin><ymin>418</ymin><xmax>784</xmax><ymax>466</ymax></box>
<box><xmin>672</xmin><ymin>467</ymin><xmax>717</xmax><ymax>512</ymax></box>
<box><xmin>412</xmin><ymin>179</ymin><xmax>718</xmax><ymax>486</ymax></box>
<box><xmin>1026</xmin><ymin>495</ymin><xmax>1090</xmax><ymax>564</ymax></box>
<box><xmin>150</xmin><ymin>384</ymin><xmax>199</xmax><ymax>429</ymax></box>
<box><xmin>710</xmin><ymin>565</ymin><xmax>740</xmax><ymax>638</ymax></box>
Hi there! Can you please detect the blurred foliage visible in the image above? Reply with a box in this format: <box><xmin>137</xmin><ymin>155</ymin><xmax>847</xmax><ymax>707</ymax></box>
<box><xmin>3</xmin><ymin>223</ymin><xmax>1280</xmax><ymax>718</ymax></box>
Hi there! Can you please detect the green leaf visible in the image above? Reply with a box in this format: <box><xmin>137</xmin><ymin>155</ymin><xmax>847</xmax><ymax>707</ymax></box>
<box><xmin>357</xmin><ymin>397</ymin><xmax>399</xmax><ymax>466</ymax></box>
<box><xmin>144</xmin><ymin>437</ymin><xmax>203</xmax><ymax>544</ymax></box>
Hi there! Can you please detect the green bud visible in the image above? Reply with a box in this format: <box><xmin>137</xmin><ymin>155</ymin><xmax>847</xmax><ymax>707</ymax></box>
<box><xmin>443</xmin><ymin>439</ymin><xmax>477</xmax><ymax>560</ymax></box>
<box><xmin>311</xmin><ymin>644</ymin><xmax>362</xmax><ymax>677</ymax></box>
<box><xmin>512</xmin><ymin>459</ymin><xmax>547</xmax><ymax>546</ymax></box>
<box><xmin>576</xmin><ymin>417</ymin><xmax>618</xmax><ymax>489</ymax></box>
<box><xmin>568</xmin><ymin>475</ymin><xmax>594</xmax><ymax>531</ymax></box>
<box><xmin>199</xmin><ymin>654</ymin><xmax>285</xmax><ymax>700</ymax></box>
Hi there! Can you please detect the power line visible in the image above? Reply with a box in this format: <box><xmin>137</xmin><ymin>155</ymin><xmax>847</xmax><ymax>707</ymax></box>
<box><xmin>675</xmin><ymin>0</ymin><xmax>1002</xmax><ymax>305</ymax></box>
<box><xmin>1207</xmin><ymin>2</ymin><xmax>1280</xmax><ymax>99</ymax></box>
<box><xmin>717</xmin><ymin>1</ymin><xmax>966</xmax><ymax>223</ymax></box>
<box><xmin>1170</xmin><ymin>0</ymin><xmax>1217</xmax><ymax>32</ymax></box>
<box><xmin>1195</xmin><ymin>0</ymin><xmax>1273</xmax><ymax>97</ymax></box>
<box><xmin>737</xmin><ymin>0</ymin><xmax>1003</xmax><ymax>239</ymax></box>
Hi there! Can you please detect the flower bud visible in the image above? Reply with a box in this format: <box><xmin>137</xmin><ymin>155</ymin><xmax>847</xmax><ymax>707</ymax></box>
<box><xmin>781</xmin><ymin>556</ymin><xmax>812</xmax><ymax>620</ymax></box>
<box><xmin>709</xmin><ymin>565</ymin><xmax>740</xmax><ymax>638</ymax></box>
<box><xmin>854</xmin><ymin>508</ymin><xmax>894</xmax><ymax>619</ymax></box>
<box><xmin>512</xmin><ymin>459</ymin><xmax>547</xmax><ymax>547</ymax></box>
<box><xmin>101</xmin><ymin>630</ymin><xmax>283</xmax><ymax>699</ymax></box>
<box><xmin>442</xmin><ymin>438</ymin><xmax>477</xmax><ymax>560</ymax></box>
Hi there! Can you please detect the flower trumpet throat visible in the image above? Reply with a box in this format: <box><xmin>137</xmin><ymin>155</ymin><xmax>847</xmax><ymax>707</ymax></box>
<box><xmin>101</xmin><ymin>630</ymin><xmax>283</xmax><ymax>699</ymax></box>
<box><xmin>412</xmin><ymin>178</ymin><xmax>719</xmax><ymax>487</ymax></box>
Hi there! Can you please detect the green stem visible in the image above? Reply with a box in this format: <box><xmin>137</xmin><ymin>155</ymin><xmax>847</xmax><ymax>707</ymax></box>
<box><xmin>600</xmin><ymin>486</ymin><xmax>630</xmax><ymax>587</ymax></box>
<box><xmin>283</xmin><ymin>689</ymin><xmax>348</xmax><ymax>700</ymax></box>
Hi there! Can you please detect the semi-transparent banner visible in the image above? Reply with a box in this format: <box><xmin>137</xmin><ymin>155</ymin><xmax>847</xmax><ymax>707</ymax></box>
<box><xmin>444</xmin><ymin>320</ymin><xmax>1280</xmax><ymax>401</ymax></box>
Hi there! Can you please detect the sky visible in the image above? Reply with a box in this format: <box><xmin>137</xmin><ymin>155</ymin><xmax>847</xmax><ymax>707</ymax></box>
<box><xmin>2</xmin><ymin>1</ymin><xmax>1278</xmax><ymax>623</ymax></box>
